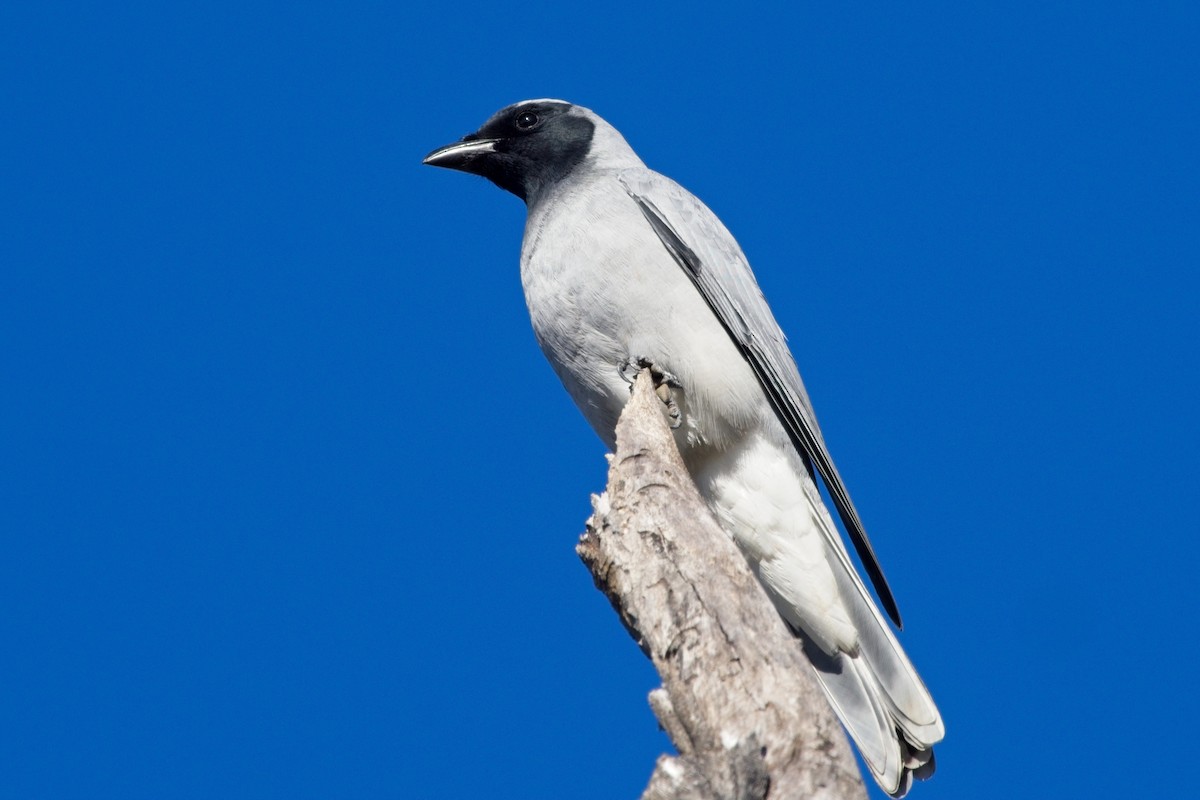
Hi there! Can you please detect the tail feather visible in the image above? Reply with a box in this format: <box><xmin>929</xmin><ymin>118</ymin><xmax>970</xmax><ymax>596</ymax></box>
<box><xmin>801</xmin><ymin>478</ymin><xmax>944</xmax><ymax>797</ymax></box>
<box><xmin>800</xmin><ymin>639</ymin><xmax>899</xmax><ymax>779</ymax></box>
<box><xmin>830</xmin><ymin>553</ymin><xmax>944</xmax><ymax>744</ymax></box>
<box><xmin>802</xmin><ymin>636</ymin><xmax>938</xmax><ymax>798</ymax></box>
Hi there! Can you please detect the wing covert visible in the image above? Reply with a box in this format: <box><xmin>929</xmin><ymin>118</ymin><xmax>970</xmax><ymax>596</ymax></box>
<box><xmin>618</xmin><ymin>170</ymin><xmax>904</xmax><ymax>628</ymax></box>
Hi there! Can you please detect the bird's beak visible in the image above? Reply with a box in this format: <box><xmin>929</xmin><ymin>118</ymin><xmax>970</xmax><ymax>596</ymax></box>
<box><xmin>422</xmin><ymin>138</ymin><xmax>499</xmax><ymax>170</ymax></box>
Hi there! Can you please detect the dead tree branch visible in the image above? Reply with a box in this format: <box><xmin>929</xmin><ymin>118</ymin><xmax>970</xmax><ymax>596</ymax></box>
<box><xmin>578</xmin><ymin>371</ymin><xmax>867</xmax><ymax>800</ymax></box>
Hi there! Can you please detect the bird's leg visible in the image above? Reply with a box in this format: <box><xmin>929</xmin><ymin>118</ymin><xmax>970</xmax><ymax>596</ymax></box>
<box><xmin>620</xmin><ymin>356</ymin><xmax>683</xmax><ymax>429</ymax></box>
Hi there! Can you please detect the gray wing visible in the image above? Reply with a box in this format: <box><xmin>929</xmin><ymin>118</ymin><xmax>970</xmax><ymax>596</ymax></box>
<box><xmin>618</xmin><ymin>169</ymin><xmax>903</xmax><ymax>628</ymax></box>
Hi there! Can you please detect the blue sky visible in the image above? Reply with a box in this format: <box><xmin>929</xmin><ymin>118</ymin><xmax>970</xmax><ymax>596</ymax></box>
<box><xmin>2</xmin><ymin>2</ymin><xmax>1197</xmax><ymax>798</ymax></box>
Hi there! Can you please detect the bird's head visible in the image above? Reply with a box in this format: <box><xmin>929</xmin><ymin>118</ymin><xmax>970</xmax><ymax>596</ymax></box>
<box><xmin>423</xmin><ymin>99</ymin><xmax>639</xmax><ymax>204</ymax></box>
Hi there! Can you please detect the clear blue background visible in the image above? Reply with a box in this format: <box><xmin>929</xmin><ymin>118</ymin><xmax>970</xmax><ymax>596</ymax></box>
<box><xmin>2</xmin><ymin>2</ymin><xmax>1197</xmax><ymax>798</ymax></box>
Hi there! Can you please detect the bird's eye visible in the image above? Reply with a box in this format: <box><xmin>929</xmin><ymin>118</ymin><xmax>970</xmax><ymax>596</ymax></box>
<box><xmin>515</xmin><ymin>111</ymin><xmax>540</xmax><ymax>130</ymax></box>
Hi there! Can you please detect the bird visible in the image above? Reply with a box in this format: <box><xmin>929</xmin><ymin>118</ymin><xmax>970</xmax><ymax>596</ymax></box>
<box><xmin>423</xmin><ymin>99</ymin><xmax>944</xmax><ymax>797</ymax></box>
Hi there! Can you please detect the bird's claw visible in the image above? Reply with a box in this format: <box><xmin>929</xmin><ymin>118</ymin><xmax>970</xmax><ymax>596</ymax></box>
<box><xmin>656</xmin><ymin>383</ymin><xmax>683</xmax><ymax>430</ymax></box>
<box><xmin>620</xmin><ymin>356</ymin><xmax>683</xmax><ymax>429</ymax></box>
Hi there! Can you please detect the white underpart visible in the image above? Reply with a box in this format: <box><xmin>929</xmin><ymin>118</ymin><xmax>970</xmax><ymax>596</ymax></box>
<box><xmin>690</xmin><ymin>431</ymin><xmax>858</xmax><ymax>656</ymax></box>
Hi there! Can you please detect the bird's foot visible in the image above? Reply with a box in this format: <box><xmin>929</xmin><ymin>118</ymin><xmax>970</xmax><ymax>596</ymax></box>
<box><xmin>619</xmin><ymin>356</ymin><xmax>683</xmax><ymax>429</ymax></box>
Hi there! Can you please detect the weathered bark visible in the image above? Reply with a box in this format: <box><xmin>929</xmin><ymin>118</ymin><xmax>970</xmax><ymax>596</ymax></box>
<box><xmin>578</xmin><ymin>372</ymin><xmax>867</xmax><ymax>800</ymax></box>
